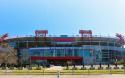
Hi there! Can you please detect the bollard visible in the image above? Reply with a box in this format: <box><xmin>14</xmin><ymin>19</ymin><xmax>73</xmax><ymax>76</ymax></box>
<box><xmin>57</xmin><ymin>71</ymin><xmax>60</xmax><ymax>78</ymax></box>
<box><xmin>124</xmin><ymin>68</ymin><xmax>125</xmax><ymax>74</ymax></box>
<box><xmin>43</xmin><ymin>69</ymin><xmax>44</xmax><ymax>75</ymax></box>
<box><xmin>72</xmin><ymin>68</ymin><xmax>75</xmax><ymax>75</ymax></box>
<box><xmin>110</xmin><ymin>68</ymin><xmax>112</xmax><ymax>74</ymax></box>
<box><xmin>88</xmin><ymin>69</ymin><xmax>90</xmax><ymax>75</ymax></box>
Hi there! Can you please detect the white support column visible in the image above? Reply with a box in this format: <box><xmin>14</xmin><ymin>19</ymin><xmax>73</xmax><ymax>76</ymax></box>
<box><xmin>72</xmin><ymin>44</ymin><xmax>74</xmax><ymax>56</ymax></box>
<box><xmin>26</xmin><ymin>41</ymin><xmax>29</xmax><ymax>48</ymax></box>
<box><xmin>107</xmin><ymin>41</ymin><xmax>110</xmax><ymax>64</ymax></box>
<box><xmin>113</xmin><ymin>42</ymin><xmax>115</xmax><ymax>62</ymax></box>
<box><xmin>99</xmin><ymin>41</ymin><xmax>102</xmax><ymax>64</ymax></box>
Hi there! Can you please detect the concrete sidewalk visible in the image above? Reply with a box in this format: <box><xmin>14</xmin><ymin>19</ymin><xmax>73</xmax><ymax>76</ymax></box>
<box><xmin>0</xmin><ymin>74</ymin><xmax>125</xmax><ymax>78</ymax></box>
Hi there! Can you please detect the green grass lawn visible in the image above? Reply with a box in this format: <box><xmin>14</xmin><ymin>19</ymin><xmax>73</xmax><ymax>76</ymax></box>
<box><xmin>0</xmin><ymin>69</ymin><xmax>125</xmax><ymax>75</ymax></box>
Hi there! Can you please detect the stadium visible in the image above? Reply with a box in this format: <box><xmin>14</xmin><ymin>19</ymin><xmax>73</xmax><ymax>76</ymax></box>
<box><xmin>5</xmin><ymin>30</ymin><xmax>125</xmax><ymax>66</ymax></box>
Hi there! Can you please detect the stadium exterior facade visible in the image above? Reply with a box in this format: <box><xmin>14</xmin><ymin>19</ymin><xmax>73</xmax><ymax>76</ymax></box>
<box><xmin>7</xmin><ymin>30</ymin><xmax>125</xmax><ymax>65</ymax></box>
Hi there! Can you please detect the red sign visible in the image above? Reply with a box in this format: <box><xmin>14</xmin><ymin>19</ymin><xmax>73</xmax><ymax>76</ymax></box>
<box><xmin>53</xmin><ymin>38</ymin><xmax>75</xmax><ymax>42</ymax></box>
<box><xmin>31</xmin><ymin>56</ymin><xmax>83</xmax><ymax>60</ymax></box>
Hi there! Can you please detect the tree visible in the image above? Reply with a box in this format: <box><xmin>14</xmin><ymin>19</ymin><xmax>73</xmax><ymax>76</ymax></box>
<box><xmin>82</xmin><ymin>63</ymin><xmax>84</xmax><ymax>68</ymax></box>
<box><xmin>99</xmin><ymin>62</ymin><xmax>102</xmax><ymax>68</ymax></box>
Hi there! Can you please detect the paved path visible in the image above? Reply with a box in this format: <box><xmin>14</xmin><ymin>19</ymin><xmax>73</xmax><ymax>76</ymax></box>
<box><xmin>0</xmin><ymin>75</ymin><xmax>125</xmax><ymax>78</ymax></box>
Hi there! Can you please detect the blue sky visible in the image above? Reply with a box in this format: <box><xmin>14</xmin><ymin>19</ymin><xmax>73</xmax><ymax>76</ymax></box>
<box><xmin>0</xmin><ymin>0</ymin><xmax>125</xmax><ymax>37</ymax></box>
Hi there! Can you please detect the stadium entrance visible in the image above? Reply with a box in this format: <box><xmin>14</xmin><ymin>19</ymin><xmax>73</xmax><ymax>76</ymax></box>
<box><xmin>31</xmin><ymin>56</ymin><xmax>83</xmax><ymax>66</ymax></box>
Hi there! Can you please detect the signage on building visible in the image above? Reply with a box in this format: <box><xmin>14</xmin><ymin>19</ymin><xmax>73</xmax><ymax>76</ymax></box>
<box><xmin>54</xmin><ymin>38</ymin><xmax>75</xmax><ymax>42</ymax></box>
<box><xmin>35</xmin><ymin>30</ymin><xmax>48</xmax><ymax>37</ymax></box>
<box><xmin>52</xmin><ymin>38</ymin><xmax>76</xmax><ymax>44</ymax></box>
<box><xmin>79</xmin><ymin>30</ymin><xmax>92</xmax><ymax>37</ymax></box>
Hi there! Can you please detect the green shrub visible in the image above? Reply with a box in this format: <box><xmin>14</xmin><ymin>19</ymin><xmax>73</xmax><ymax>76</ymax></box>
<box><xmin>106</xmin><ymin>67</ymin><xmax>111</xmax><ymax>70</ymax></box>
<box><xmin>81</xmin><ymin>67</ymin><xmax>86</xmax><ymax>70</ymax></box>
<box><xmin>36</xmin><ymin>67</ymin><xmax>41</xmax><ymax>70</ymax></box>
<box><xmin>90</xmin><ymin>67</ymin><xmax>95</xmax><ymax>70</ymax></box>
<box><xmin>98</xmin><ymin>67</ymin><xmax>103</xmax><ymax>70</ymax></box>
<box><xmin>10</xmin><ymin>67</ymin><xmax>14</xmax><ymax>70</ymax></box>
<box><xmin>72</xmin><ymin>67</ymin><xmax>78</xmax><ymax>70</ymax></box>
<box><xmin>27</xmin><ymin>67</ymin><xmax>32</xmax><ymax>70</ymax></box>
<box><xmin>121</xmin><ymin>67</ymin><xmax>125</xmax><ymax>69</ymax></box>
<box><xmin>18</xmin><ymin>67</ymin><xmax>23</xmax><ymax>70</ymax></box>
<box><xmin>2</xmin><ymin>67</ymin><xmax>6</xmax><ymax>70</ymax></box>
<box><xmin>65</xmin><ymin>67</ymin><xmax>70</xmax><ymax>70</ymax></box>
<box><xmin>114</xmin><ymin>67</ymin><xmax>119</xmax><ymax>69</ymax></box>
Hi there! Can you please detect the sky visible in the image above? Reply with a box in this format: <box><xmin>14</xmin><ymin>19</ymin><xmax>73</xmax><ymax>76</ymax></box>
<box><xmin>0</xmin><ymin>0</ymin><xmax>125</xmax><ymax>37</ymax></box>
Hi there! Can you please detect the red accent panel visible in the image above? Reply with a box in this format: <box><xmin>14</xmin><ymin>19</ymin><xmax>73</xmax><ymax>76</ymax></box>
<box><xmin>54</xmin><ymin>38</ymin><xmax>75</xmax><ymax>42</ymax></box>
<box><xmin>31</xmin><ymin>56</ymin><xmax>83</xmax><ymax>60</ymax></box>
